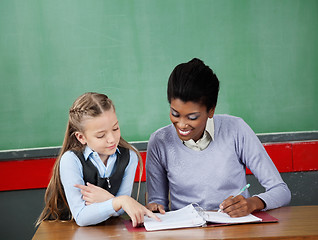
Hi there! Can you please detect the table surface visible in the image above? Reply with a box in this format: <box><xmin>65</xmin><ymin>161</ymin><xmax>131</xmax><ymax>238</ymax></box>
<box><xmin>33</xmin><ymin>205</ymin><xmax>318</xmax><ymax>240</ymax></box>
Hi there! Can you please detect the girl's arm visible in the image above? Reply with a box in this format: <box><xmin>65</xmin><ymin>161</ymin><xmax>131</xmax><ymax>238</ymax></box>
<box><xmin>74</xmin><ymin>182</ymin><xmax>160</xmax><ymax>227</ymax></box>
<box><xmin>112</xmin><ymin>195</ymin><xmax>160</xmax><ymax>227</ymax></box>
<box><xmin>111</xmin><ymin>150</ymin><xmax>139</xmax><ymax>215</ymax></box>
<box><xmin>74</xmin><ymin>182</ymin><xmax>115</xmax><ymax>205</ymax></box>
<box><xmin>60</xmin><ymin>151</ymin><xmax>125</xmax><ymax>226</ymax></box>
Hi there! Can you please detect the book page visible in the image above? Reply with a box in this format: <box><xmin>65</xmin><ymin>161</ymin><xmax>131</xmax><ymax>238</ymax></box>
<box><xmin>144</xmin><ymin>204</ymin><xmax>206</xmax><ymax>231</ymax></box>
<box><xmin>203</xmin><ymin>211</ymin><xmax>262</xmax><ymax>224</ymax></box>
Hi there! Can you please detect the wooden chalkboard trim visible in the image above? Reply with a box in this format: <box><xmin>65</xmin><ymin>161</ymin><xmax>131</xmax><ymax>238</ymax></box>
<box><xmin>0</xmin><ymin>131</ymin><xmax>318</xmax><ymax>161</ymax></box>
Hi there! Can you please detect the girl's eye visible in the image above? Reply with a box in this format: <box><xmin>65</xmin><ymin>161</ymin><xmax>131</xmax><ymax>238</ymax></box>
<box><xmin>113</xmin><ymin>127</ymin><xmax>119</xmax><ymax>131</ymax></box>
<box><xmin>97</xmin><ymin>135</ymin><xmax>105</xmax><ymax>139</ymax></box>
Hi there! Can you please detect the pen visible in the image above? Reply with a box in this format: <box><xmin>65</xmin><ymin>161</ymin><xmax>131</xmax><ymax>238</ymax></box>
<box><xmin>218</xmin><ymin>183</ymin><xmax>251</xmax><ymax>212</ymax></box>
<box><xmin>233</xmin><ymin>183</ymin><xmax>250</xmax><ymax>198</ymax></box>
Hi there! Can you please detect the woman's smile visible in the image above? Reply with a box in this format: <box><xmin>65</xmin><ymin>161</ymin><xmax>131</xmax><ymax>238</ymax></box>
<box><xmin>178</xmin><ymin>128</ymin><xmax>192</xmax><ymax>136</ymax></box>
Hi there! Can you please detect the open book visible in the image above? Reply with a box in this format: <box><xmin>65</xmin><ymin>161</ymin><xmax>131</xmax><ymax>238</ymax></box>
<box><xmin>143</xmin><ymin>204</ymin><xmax>264</xmax><ymax>231</ymax></box>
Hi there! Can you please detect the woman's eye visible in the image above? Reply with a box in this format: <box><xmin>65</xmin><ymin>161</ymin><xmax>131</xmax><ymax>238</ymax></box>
<box><xmin>171</xmin><ymin>110</ymin><xmax>179</xmax><ymax>117</ymax></box>
<box><xmin>113</xmin><ymin>127</ymin><xmax>119</xmax><ymax>131</ymax></box>
<box><xmin>188</xmin><ymin>115</ymin><xmax>199</xmax><ymax>120</ymax></box>
<box><xmin>97</xmin><ymin>135</ymin><xmax>105</xmax><ymax>139</ymax></box>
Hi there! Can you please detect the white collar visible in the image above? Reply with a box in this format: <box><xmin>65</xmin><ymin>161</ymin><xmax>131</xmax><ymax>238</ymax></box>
<box><xmin>183</xmin><ymin>118</ymin><xmax>214</xmax><ymax>151</ymax></box>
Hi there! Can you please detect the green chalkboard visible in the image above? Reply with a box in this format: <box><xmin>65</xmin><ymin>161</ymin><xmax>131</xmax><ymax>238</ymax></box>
<box><xmin>1</xmin><ymin>0</ymin><xmax>318</xmax><ymax>151</ymax></box>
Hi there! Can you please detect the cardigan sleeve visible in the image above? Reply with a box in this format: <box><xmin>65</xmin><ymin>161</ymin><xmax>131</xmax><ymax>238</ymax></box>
<box><xmin>236</xmin><ymin>118</ymin><xmax>291</xmax><ymax>210</ymax></box>
<box><xmin>146</xmin><ymin>132</ymin><xmax>170</xmax><ymax>210</ymax></box>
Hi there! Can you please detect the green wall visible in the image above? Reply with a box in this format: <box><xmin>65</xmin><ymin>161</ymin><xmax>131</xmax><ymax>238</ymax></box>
<box><xmin>1</xmin><ymin>0</ymin><xmax>317</xmax><ymax>151</ymax></box>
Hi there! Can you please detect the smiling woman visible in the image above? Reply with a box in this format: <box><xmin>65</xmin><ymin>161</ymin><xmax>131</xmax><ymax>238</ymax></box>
<box><xmin>146</xmin><ymin>58</ymin><xmax>291</xmax><ymax>218</ymax></box>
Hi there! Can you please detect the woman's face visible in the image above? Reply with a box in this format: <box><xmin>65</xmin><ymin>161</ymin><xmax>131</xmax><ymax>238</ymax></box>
<box><xmin>169</xmin><ymin>98</ymin><xmax>214</xmax><ymax>142</ymax></box>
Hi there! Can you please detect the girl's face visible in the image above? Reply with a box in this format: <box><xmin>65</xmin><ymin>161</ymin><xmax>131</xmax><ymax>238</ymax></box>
<box><xmin>170</xmin><ymin>98</ymin><xmax>214</xmax><ymax>142</ymax></box>
<box><xmin>75</xmin><ymin>108</ymin><xmax>121</xmax><ymax>162</ymax></box>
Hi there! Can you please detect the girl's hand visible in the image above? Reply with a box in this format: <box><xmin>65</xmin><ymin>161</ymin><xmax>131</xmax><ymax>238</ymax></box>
<box><xmin>146</xmin><ymin>202</ymin><xmax>166</xmax><ymax>214</ymax></box>
<box><xmin>74</xmin><ymin>182</ymin><xmax>114</xmax><ymax>205</ymax></box>
<box><xmin>219</xmin><ymin>195</ymin><xmax>265</xmax><ymax>217</ymax></box>
<box><xmin>113</xmin><ymin>196</ymin><xmax>161</xmax><ymax>227</ymax></box>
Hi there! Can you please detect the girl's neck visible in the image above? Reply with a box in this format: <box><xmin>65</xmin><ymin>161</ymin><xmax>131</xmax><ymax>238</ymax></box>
<box><xmin>100</xmin><ymin>155</ymin><xmax>109</xmax><ymax>165</ymax></box>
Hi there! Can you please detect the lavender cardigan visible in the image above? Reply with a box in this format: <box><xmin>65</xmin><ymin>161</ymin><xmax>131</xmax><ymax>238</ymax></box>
<box><xmin>146</xmin><ymin>114</ymin><xmax>291</xmax><ymax>211</ymax></box>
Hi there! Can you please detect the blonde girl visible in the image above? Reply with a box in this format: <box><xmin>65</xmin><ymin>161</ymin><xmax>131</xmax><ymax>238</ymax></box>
<box><xmin>37</xmin><ymin>92</ymin><xmax>158</xmax><ymax>227</ymax></box>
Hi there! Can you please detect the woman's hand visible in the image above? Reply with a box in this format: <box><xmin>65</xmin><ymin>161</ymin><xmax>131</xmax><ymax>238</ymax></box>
<box><xmin>219</xmin><ymin>195</ymin><xmax>265</xmax><ymax>217</ymax></box>
<box><xmin>146</xmin><ymin>202</ymin><xmax>166</xmax><ymax>214</ymax></box>
<box><xmin>113</xmin><ymin>196</ymin><xmax>161</xmax><ymax>227</ymax></box>
<box><xmin>74</xmin><ymin>182</ymin><xmax>114</xmax><ymax>205</ymax></box>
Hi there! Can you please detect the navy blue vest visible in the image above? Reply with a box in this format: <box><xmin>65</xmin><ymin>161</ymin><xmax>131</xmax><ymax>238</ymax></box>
<box><xmin>51</xmin><ymin>147</ymin><xmax>130</xmax><ymax>220</ymax></box>
<box><xmin>73</xmin><ymin>146</ymin><xmax>130</xmax><ymax>195</ymax></box>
